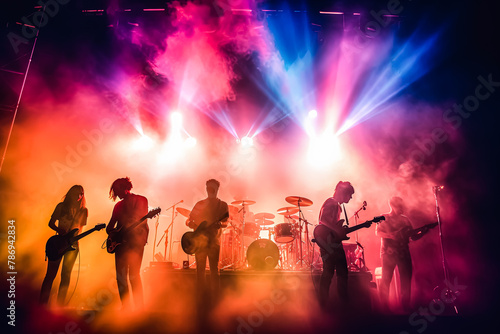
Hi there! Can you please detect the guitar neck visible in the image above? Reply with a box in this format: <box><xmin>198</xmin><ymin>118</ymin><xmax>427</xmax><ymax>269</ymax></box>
<box><xmin>411</xmin><ymin>222</ymin><xmax>438</xmax><ymax>236</ymax></box>
<box><xmin>345</xmin><ymin>221</ymin><xmax>372</xmax><ymax>234</ymax></box>
<box><xmin>71</xmin><ymin>227</ymin><xmax>98</xmax><ymax>242</ymax></box>
<box><xmin>123</xmin><ymin>216</ymin><xmax>149</xmax><ymax>233</ymax></box>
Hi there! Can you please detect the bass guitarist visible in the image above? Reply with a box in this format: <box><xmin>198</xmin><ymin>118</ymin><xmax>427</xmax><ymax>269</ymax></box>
<box><xmin>40</xmin><ymin>185</ymin><xmax>88</xmax><ymax>306</ymax></box>
<box><xmin>107</xmin><ymin>177</ymin><xmax>149</xmax><ymax>310</ymax></box>
<box><xmin>187</xmin><ymin>179</ymin><xmax>228</xmax><ymax>304</ymax></box>
<box><xmin>376</xmin><ymin>196</ymin><xmax>432</xmax><ymax>312</ymax></box>
<box><xmin>317</xmin><ymin>181</ymin><xmax>355</xmax><ymax>309</ymax></box>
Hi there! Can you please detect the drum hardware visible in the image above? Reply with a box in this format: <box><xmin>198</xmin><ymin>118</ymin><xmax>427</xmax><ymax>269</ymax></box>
<box><xmin>284</xmin><ymin>196</ymin><xmax>314</xmax><ymax>269</ymax></box>
<box><xmin>154</xmin><ymin>200</ymin><xmax>183</xmax><ymax>265</ymax></box>
<box><xmin>231</xmin><ymin>199</ymin><xmax>256</xmax><ymax>268</ymax></box>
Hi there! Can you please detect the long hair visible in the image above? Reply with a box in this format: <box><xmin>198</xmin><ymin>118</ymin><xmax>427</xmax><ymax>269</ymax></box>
<box><xmin>109</xmin><ymin>177</ymin><xmax>133</xmax><ymax>201</ymax></box>
<box><xmin>61</xmin><ymin>185</ymin><xmax>85</xmax><ymax>217</ymax></box>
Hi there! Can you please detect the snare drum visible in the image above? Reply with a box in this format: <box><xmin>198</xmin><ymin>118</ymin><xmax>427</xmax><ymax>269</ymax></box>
<box><xmin>274</xmin><ymin>223</ymin><xmax>294</xmax><ymax>243</ymax></box>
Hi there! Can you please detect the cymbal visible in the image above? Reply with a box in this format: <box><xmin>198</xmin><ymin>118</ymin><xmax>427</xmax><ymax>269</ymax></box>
<box><xmin>277</xmin><ymin>207</ymin><xmax>299</xmax><ymax>215</ymax></box>
<box><xmin>288</xmin><ymin>215</ymin><xmax>300</xmax><ymax>220</ymax></box>
<box><xmin>255</xmin><ymin>212</ymin><xmax>275</xmax><ymax>220</ymax></box>
<box><xmin>176</xmin><ymin>207</ymin><xmax>191</xmax><ymax>217</ymax></box>
<box><xmin>256</xmin><ymin>219</ymin><xmax>274</xmax><ymax>225</ymax></box>
<box><xmin>285</xmin><ymin>196</ymin><xmax>313</xmax><ymax>207</ymax></box>
<box><xmin>231</xmin><ymin>200</ymin><xmax>256</xmax><ymax>205</ymax></box>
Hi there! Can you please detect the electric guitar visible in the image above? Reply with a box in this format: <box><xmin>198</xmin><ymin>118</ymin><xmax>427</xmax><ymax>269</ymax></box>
<box><xmin>181</xmin><ymin>211</ymin><xmax>229</xmax><ymax>255</ymax></box>
<box><xmin>313</xmin><ymin>216</ymin><xmax>385</xmax><ymax>252</ymax></box>
<box><xmin>45</xmin><ymin>224</ymin><xmax>106</xmax><ymax>261</ymax></box>
<box><xmin>402</xmin><ymin>222</ymin><xmax>438</xmax><ymax>241</ymax></box>
<box><xmin>106</xmin><ymin>207</ymin><xmax>161</xmax><ymax>253</ymax></box>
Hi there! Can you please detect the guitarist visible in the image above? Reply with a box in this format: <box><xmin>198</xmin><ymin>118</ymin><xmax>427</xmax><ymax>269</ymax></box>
<box><xmin>317</xmin><ymin>181</ymin><xmax>355</xmax><ymax>309</ymax></box>
<box><xmin>106</xmin><ymin>177</ymin><xmax>149</xmax><ymax>310</ymax></box>
<box><xmin>187</xmin><ymin>179</ymin><xmax>228</xmax><ymax>303</ymax></box>
<box><xmin>40</xmin><ymin>185</ymin><xmax>88</xmax><ymax>306</ymax></box>
<box><xmin>376</xmin><ymin>196</ymin><xmax>431</xmax><ymax>312</ymax></box>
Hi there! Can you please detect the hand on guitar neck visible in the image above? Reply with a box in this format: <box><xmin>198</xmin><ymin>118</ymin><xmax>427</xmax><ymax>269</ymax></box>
<box><xmin>313</xmin><ymin>216</ymin><xmax>385</xmax><ymax>251</ymax></box>
<box><xmin>400</xmin><ymin>222</ymin><xmax>438</xmax><ymax>242</ymax></box>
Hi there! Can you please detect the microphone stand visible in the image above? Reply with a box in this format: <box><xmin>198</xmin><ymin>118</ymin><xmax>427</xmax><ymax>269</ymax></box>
<box><xmin>157</xmin><ymin>200</ymin><xmax>183</xmax><ymax>263</ymax></box>
<box><xmin>166</xmin><ymin>200</ymin><xmax>183</xmax><ymax>261</ymax></box>
<box><xmin>152</xmin><ymin>215</ymin><xmax>160</xmax><ymax>262</ymax></box>
<box><xmin>352</xmin><ymin>202</ymin><xmax>367</xmax><ymax>271</ymax></box>
<box><xmin>433</xmin><ymin>186</ymin><xmax>459</xmax><ymax>314</ymax></box>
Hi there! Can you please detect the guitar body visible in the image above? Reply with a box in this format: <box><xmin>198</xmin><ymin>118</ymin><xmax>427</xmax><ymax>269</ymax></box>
<box><xmin>45</xmin><ymin>228</ymin><xmax>79</xmax><ymax>261</ymax></box>
<box><xmin>181</xmin><ymin>221</ymin><xmax>216</xmax><ymax>255</ymax></box>
<box><xmin>313</xmin><ymin>216</ymin><xmax>385</xmax><ymax>252</ymax></box>
<box><xmin>105</xmin><ymin>208</ymin><xmax>161</xmax><ymax>254</ymax></box>
<box><xmin>181</xmin><ymin>212</ymin><xmax>229</xmax><ymax>255</ymax></box>
<box><xmin>106</xmin><ymin>228</ymin><xmax>124</xmax><ymax>254</ymax></box>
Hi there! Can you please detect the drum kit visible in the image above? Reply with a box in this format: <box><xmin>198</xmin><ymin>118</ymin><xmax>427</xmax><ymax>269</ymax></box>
<box><xmin>215</xmin><ymin>196</ymin><xmax>315</xmax><ymax>270</ymax></box>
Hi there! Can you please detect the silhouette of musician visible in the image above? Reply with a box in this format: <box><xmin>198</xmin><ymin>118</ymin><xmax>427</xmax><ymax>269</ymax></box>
<box><xmin>107</xmin><ymin>177</ymin><xmax>148</xmax><ymax>310</ymax></box>
<box><xmin>187</xmin><ymin>179</ymin><xmax>228</xmax><ymax>302</ymax></box>
<box><xmin>317</xmin><ymin>181</ymin><xmax>355</xmax><ymax>309</ymax></box>
<box><xmin>40</xmin><ymin>185</ymin><xmax>87</xmax><ymax>305</ymax></box>
<box><xmin>376</xmin><ymin>196</ymin><xmax>430</xmax><ymax>311</ymax></box>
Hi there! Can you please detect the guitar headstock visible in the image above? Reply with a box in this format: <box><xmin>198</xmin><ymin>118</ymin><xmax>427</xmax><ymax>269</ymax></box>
<box><xmin>95</xmin><ymin>223</ymin><xmax>106</xmax><ymax>230</ymax></box>
<box><xmin>147</xmin><ymin>207</ymin><xmax>162</xmax><ymax>219</ymax></box>
<box><xmin>372</xmin><ymin>216</ymin><xmax>385</xmax><ymax>223</ymax></box>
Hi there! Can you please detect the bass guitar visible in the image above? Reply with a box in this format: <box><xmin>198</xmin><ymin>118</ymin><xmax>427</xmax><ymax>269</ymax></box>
<box><xmin>45</xmin><ymin>224</ymin><xmax>106</xmax><ymax>261</ymax></box>
<box><xmin>313</xmin><ymin>216</ymin><xmax>385</xmax><ymax>252</ymax></box>
<box><xmin>106</xmin><ymin>207</ymin><xmax>161</xmax><ymax>254</ymax></box>
<box><xmin>181</xmin><ymin>212</ymin><xmax>229</xmax><ymax>255</ymax></box>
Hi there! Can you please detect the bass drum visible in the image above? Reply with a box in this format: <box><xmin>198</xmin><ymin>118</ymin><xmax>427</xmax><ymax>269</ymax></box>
<box><xmin>246</xmin><ymin>239</ymin><xmax>279</xmax><ymax>270</ymax></box>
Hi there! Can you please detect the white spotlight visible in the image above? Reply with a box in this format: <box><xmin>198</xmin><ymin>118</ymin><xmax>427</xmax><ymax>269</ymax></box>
<box><xmin>185</xmin><ymin>137</ymin><xmax>197</xmax><ymax>148</ymax></box>
<box><xmin>308</xmin><ymin>109</ymin><xmax>318</xmax><ymax>118</ymax></box>
<box><xmin>170</xmin><ymin>111</ymin><xmax>183</xmax><ymax>129</ymax></box>
<box><xmin>240</xmin><ymin>136</ymin><xmax>253</xmax><ymax>147</ymax></box>
<box><xmin>133</xmin><ymin>135</ymin><xmax>154</xmax><ymax>150</ymax></box>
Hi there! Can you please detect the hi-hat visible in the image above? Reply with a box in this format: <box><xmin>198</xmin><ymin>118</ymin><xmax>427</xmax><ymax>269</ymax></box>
<box><xmin>256</xmin><ymin>218</ymin><xmax>274</xmax><ymax>225</ymax></box>
<box><xmin>255</xmin><ymin>212</ymin><xmax>275</xmax><ymax>220</ymax></box>
<box><xmin>277</xmin><ymin>207</ymin><xmax>299</xmax><ymax>215</ymax></box>
<box><xmin>285</xmin><ymin>196</ymin><xmax>313</xmax><ymax>207</ymax></box>
<box><xmin>231</xmin><ymin>200</ymin><xmax>256</xmax><ymax>205</ymax></box>
<box><xmin>176</xmin><ymin>207</ymin><xmax>191</xmax><ymax>217</ymax></box>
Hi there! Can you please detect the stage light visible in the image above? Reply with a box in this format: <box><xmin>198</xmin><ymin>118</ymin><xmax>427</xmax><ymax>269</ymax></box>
<box><xmin>170</xmin><ymin>111</ymin><xmax>183</xmax><ymax>129</ymax></box>
<box><xmin>240</xmin><ymin>136</ymin><xmax>253</xmax><ymax>147</ymax></box>
<box><xmin>307</xmin><ymin>132</ymin><xmax>342</xmax><ymax>167</ymax></box>
<box><xmin>185</xmin><ymin>137</ymin><xmax>197</xmax><ymax>148</ymax></box>
<box><xmin>308</xmin><ymin>109</ymin><xmax>318</xmax><ymax>119</ymax></box>
<box><xmin>133</xmin><ymin>135</ymin><xmax>154</xmax><ymax>150</ymax></box>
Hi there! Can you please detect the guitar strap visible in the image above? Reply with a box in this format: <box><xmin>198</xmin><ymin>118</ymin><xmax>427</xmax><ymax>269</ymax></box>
<box><xmin>343</xmin><ymin>204</ymin><xmax>349</xmax><ymax>226</ymax></box>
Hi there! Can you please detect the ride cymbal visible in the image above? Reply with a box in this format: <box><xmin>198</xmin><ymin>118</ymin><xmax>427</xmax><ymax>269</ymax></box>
<box><xmin>277</xmin><ymin>207</ymin><xmax>299</xmax><ymax>215</ymax></box>
<box><xmin>285</xmin><ymin>196</ymin><xmax>313</xmax><ymax>206</ymax></box>
<box><xmin>255</xmin><ymin>212</ymin><xmax>275</xmax><ymax>220</ymax></box>
<box><xmin>231</xmin><ymin>200</ymin><xmax>256</xmax><ymax>205</ymax></box>
<box><xmin>176</xmin><ymin>207</ymin><xmax>191</xmax><ymax>217</ymax></box>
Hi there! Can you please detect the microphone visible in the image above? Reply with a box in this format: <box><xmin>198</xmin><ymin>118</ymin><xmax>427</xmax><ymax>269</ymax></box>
<box><xmin>362</xmin><ymin>201</ymin><xmax>367</xmax><ymax>210</ymax></box>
